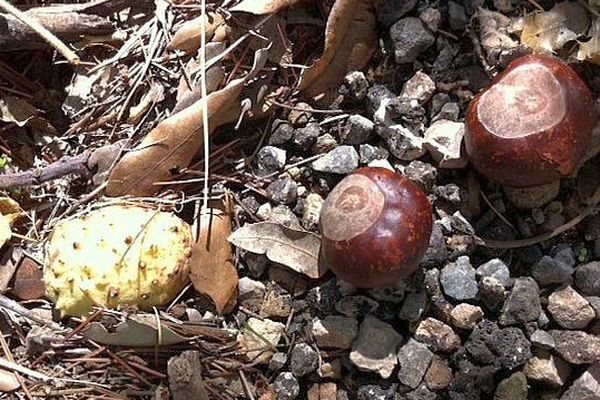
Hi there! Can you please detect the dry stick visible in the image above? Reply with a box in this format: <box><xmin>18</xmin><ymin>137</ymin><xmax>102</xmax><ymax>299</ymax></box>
<box><xmin>0</xmin><ymin>293</ymin><xmax>62</xmax><ymax>331</ymax></box>
<box><xmin>0</xmin><ymin>0</ymin><xmax>79</xmax><ymax>65</ymax></box>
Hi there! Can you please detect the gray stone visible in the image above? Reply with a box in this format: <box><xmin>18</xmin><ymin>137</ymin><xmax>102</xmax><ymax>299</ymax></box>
<box><xmin>366</xmin><ymin>85</ymin><xmax>396</xmax><ymax>115</ymax></box>
<box><xmin>480</xmin><ymin>276</ymin><xmax>506</xmax><ymax>311</ymax></box>
<box><xmin>359</xmin><ymin>144</ymin><xmax>388</xmax><ymax>164</ymax></box>
<box><xmin>343</xmin><ymin>71</ymin><xmax>369</xmax><ymax>101</ymax></box>
<box><xmin>433</xmin><ymin>102</ymin><xmax>460</xmax><ymax>122</ymax></box>
<box><xmin>420</xmin><ymin>7</ymin><xmax>442</xmax><ymax>32</ymax></box>
<box><xmin>586</xmin><ymin>296</ymin><xmax>600</xmax><ymax>318</ymax></box>
<box><xmin>274</xmin><ymin>372</ymin><xmax>299</xmax><ymax>400</ymax></box>
<box><xmin>551</xmin><ymin>330</ymin><xmax>600</xmax><ymax>364</ymax></box>
<box><xmin>301</xmin><ymin>193</ymin><xmax>323</xmax><ymax>231</ymax></box>
<box><xmin>311</xmin><ymin>316</ymin><xmax>358</xmax><ymax>350</ymax></box>
<box><xmin>397</xmin><ymin>338</ymin><xmax>434</xmax><ymax>388</ymax></box>
<box><xmin>448</xmin><ymin>1</ymin><xmax>468</xmax><ymax>30</ymax></box>
<box><xmin>421</xmin><ymin>223</ymin><xmax>448</xmax><ymax>267</ymax></box>
<box><xmin>494</xmin><ymin>372</ymin><xmax>528</xmax><ymax>400</ymax></box>
<box><xmin>290</xmin><ymin>343</ymin><xmax>318</xmax><ymax>376</ymax></box>
<box><xmin>311</xmin><ymin>146</ymin><xmax>359</xmax><ymax>174</ymax></box>
<box><xmin>401</xmin><ymin>71</ymin><xmax>436</xmax><ymax>105</ymax></box>
<box><xmin>423</xmin><ymin>120</ymin><xmax>467</xmax><ymax>168</ymax></box>
<box><xmin>575</xmin><ymin>262</ymin><xmax>600</xmax><ymax>296</ymax></box>
<box><xmin>499</xmin><ymin>277</ymin><xmax>541</xmax><ymax>326</ymax></box>
<box><xmin>530</xmin><ymin>330</ymin><xmax>555</xmax><ymax>350</ymax></box>
<box><xmin>390</xmin><ymin>17</ymin><xmax>435</xmax><ymax>64</ymax></box>
<box><xmin>293</xmin><ymin>122</ymin><xmax>320</xmax><ymax>150</ymax></box>
<box><xmin>356</xmin><ymin>385</ymin><xmax>394</xmax><ymax>400</ymax></box>
<box><xmin>399</xmin><ymin>291</ymin><xmax>428</xmax><ymax>322</ymax></box>
<box><xmin>269</xmin><ymin>120</ymin><xmax>293</xmax><ymax>146</ymax></box>
<box><xmin>269</xmin><ymin>205</ymin><xmax>301</xmax><ymax>230</ymax></box>
<box><xmin>548</xmin><ymin>285</ymin><xmax>595</xmax><ymax>329</ymax></box>
<box><xmin>312</xmin><ymin>133</ymin><xmax>338</xmax><ymax>154</ymax></box>
<box><xmin>476</xmin><ymin>258</ymin><xmax>511</xmax><ymax>288</ymax></box>
<box><xmin>349</xmin><ymin>315</ymin><xmax>402</xmax><ymax>378</ymax></box>
<box><xmin>415</xmin><ymin>318</ymin><xmax>461</xmax><ymax>353</ymax></box>
<box><xmin>440</xmin><ymin>256</ymin><xmax>479</xmax><ymax>301</ymax></box>
<box><xmin>340</xmin><ymin>115</ymin><xmax>374</xmax><ymax>145</ymax></box>
<box><xmin>404</xmin><ymin>161</ymin><xmax>437</xmax><ymax>191</ymax></box>
<box><xmin>524</xmin><ymin>351</ymin><xmax>571</xmax><ymax>387</ymax></box>
<box><xmin>268</xmin><ymin>352</ymin><xmax>288</xmax><ymax>371</ymax></box>
<box><xmin>561</xmin><ymin>364</ymin><xmax>600</xmax><ymax>400</ymax></box>
<box><xmin>266</xmin><ymin>176</ymin><xmax>297</xmax><ymax>205</ymax></box>
<box><xmin>257</xmin><ymin>146</ymin><xmax>286</xmax><ymax>176</ymax></box>
<box><xmin>377</xmin><ymin>125</ymin><xmax>425</xmax><ymax>160</ymax></box>
<box><xmin>406</xmin><ymin>387</ymin><xmax>437</xmax><ymax>400</ymax></box>
<box><xmin>288</xmin><ymin>102</ymin><xmax>312</xmax><ymax>126</ymax></box>
<box><xmin>238</xmin><ymin>277</ymin><xmax>266</xmax><ymax>300</ymax></box>
<box><xmin>532</xmin><ymin>255</ymin><xmax>574</xmax><ymax>286</ymax></box>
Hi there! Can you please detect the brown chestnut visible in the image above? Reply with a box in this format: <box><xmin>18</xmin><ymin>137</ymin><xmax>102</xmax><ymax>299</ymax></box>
<box><xmin>465</xmin><ymin>54</ymin><xmax>595</xmax><ymax>188</ymax></box>
<box><xmin>319</xmin><ymin>167</ymin><xmax>432</xmax><ymax>288</ymax></box>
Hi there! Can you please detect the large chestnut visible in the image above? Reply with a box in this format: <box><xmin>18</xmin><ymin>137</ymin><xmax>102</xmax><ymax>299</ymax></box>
<box><xmin>465</xmin><ymin>54</ymin><xmax>595</xmax><ymax>189</ymax></box>
<box><xmin>319</xmin><ymin>167</ymin><xmax>432</xmax><ymax>288</ymax></box>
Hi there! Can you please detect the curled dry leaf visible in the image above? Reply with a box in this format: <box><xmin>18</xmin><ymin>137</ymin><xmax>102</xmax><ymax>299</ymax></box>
<box><xmin>106</xmin><ymin>48</ymin><xmax>268</xmax><ymax>196</ymax></box>
<box><xmin>0</xmin><ymin>369</ymin><xmax>20</xmax><ymax>392</ymax></box>
<box><xmin>127</xmin><ymin>81</ymin><xmax>165</xmax><ymax>125</ymax></box>
<box><xmin>228</xmin><ymin>222</ymin><xmax>326</xmax><ymax>279</ymax></box>
<box><xmin>299</xmin><ymin>0</ymin><xmax>377</xmax><ymax>101</ymax></box>
<box><xmin>190</xmin><ymin>198</ymin><xmax>238</xmax><ymax>315</ymax></box>
<box><xmin>0</xmin><ymin>96</ymin><xmax>38</xmax><ymax>127</ymax></box>
<box><xmin>82</xmin><ymin>315</ymin><xmax>191</xmax><ymax>347</ymax></box>
<box><xmin>167</xmin><ymin>12</ymin><xmax>225</xmax><ymax>54</ymax></box>
<box><xmin>230</xmin><ymin>0</ymin><xmax>301</xmax><ymax>15</ymax></box>
<box><xmin>577</xmin><ymin>18</ymin><xmax>600</xmax><ymax>64</ymax></box>
<box><xmin>520</xmin><ymin>1</ymin><xmax>589</xmax><ymax>53</ymax></box>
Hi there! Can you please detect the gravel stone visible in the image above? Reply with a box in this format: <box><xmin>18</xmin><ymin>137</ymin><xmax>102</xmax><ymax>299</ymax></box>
<box><xmin>311</xmin><ymin>146</ymin><xmax>359</xmax><ymax>174</ymax></box>
<box><xmin>238</xmin><ymin>318</ymin><xmax>284</xmax><ymax>363</ymax></box>
<box><xmin>406</xmin><ymin>387</ymin><xmax>437</xmax><ymax>400</ymax></box>
<box><xmin>465</xmin><ymin>320</ymin><xmax>531</xmax><ymax>370</ymax></box>
<box><xmin>256</xmin><ymin>146</ymin><xmax>286</xmax><ymax>176</ymax></box>
<box><xmin>476</xmin><ymin>258</ymin><xmax>511</xmax><ymax>288</ymax></box>
<box><xmin>400</xmin><ymin>71</ymin><xmax>436</xmax><ymax>105</ymax></box>
<box><xmin>238</xmin><ymin>277</ymin><xmax>266</xmax><ymax>300</ymax></box>
<box><xmin>404</xmin><ymin>161</ymin><xmax>437</xmax><ymax>191</ymax></box>
<box><xmin>415</xmin><ymin>318</ymin><xmax>461</xmax><ymax>353</ymax></box>
<box><xmin>424</xmin><ymin>355</ymin><xmax>453</xmax><ymax>390</ymax></box>
<box><xmin>530</xmin><ymin>330</ymin><xmax>555</xmax><ymax>350</ymax></box>
<box><xmin>311</xmin><ymin>316</ymin><xmax>358</xmax><ymax>350</ymax></box>
<box><xmin>273</xmin><ymin>372</ymin><xmax>300</xmax><ymax>400</ymax></box>
<box><xmin>499</xmin><ymin>277</ymin><xmax>541</xmax><ymax>326</ymax></box>
<box><xmin>423</xmin><ymin>120</ymin><xmax>467</xmax><ymax>168</ymax></box>
<box><xmin>448</xmin><ymin>0</ymin><xmax>468</xmax><ymax>30</ymax></box>
<box><xmin>421</xmin><ymin>223</ymin><xmax>448</xmax><ymax>267</ymax></box>
<box><xmin>551</xmin><ymin>330</ymin><xmax>600</xmax><ymax>364</ymax></box>
<box><xmin>266</xmin><ymin>176</ymin><xmax>297</xmax><ymax>205</ymax></box>
<box><xmin>312</xmin><ymin>133</ymin><xmax>338</xmax><ymax>154</ymax></box>
<box><xmin>480</xmin><ymin>276</ymin><xmax>506</xmax><ymax>311</ymax></box>
<box><xmin>524</xmin><ymin>351</ymin><xmax>571</xmax><ymax>387</ymax></box>
<box><xmin>377</xmin><ymin>125</ymin><xmax>425</xmax><ymax>160</ymax></box>
<box><xmin>440</xmin><ymin>256</ymin><xmax>478</xmax><ymax>301</ymax></box>
<box><xmin>433</xmin><ymin>102</ymin><xmax>460</xmax><ymax>122</ymax></box>
<box><xmin>359</xmin><ymin>144</ymin><xmax>388</xmax><ymax>164</ymax></box>
<box><xmin>399</xmin><ymin>291</ymin><xmax>427</xmax><ymax>322</ymax></box>
<box><xmin>366</xmin><ymin>85</ymin><xmax>396</xmax><ymax>115</ymax></box>
<box><xmin>397</xmin><ymin>338</ymin><xmax>434</xmax><ymax>388</ymax></box>
<box><xmin>290</xmin><ymin>343</ymin><xmax>318</xmax><ymax>376</ymax></box>
<box><xmin>268</xmin><ymin>352</ymin><xmax>287</xmax><ymax>372</ymax></box>
<box><xmin>339</xmin><ymin>115</ymin><xmax>374</xmax><ymax>145</ymax></box>
<box><xmin>494</xmin><ymin>372</ymin><xmax>528</xmax><ymax>400</ymax></box>
<box><xmin>293</xmin><ymin>122</ymin><xmax>320</xmax><ymax>150</ymax></box>
<box><xmin>420</xmin><ymin>7</ymin><xmax>441</xmax><ymax>32</ymax></box>
<box><xmin>586</xmin><ymin>296</ymin><xmax>600</xmax><ymax>317</ymax></box>
<box><xmin>532</xmin><ymin>253</ymin><xmax>574</xmax><ymax>286</ymax></box>
<box><xmin>451</xmin><ymin>303</ymin><xmax>484</xmax><ymax>330</ymax></box>
<box><xmin>269</xmin><ymin>120</ymin><xmax>294</xmax><ymax>146</ymax></box>
<box><xmin>335</xmin><ymin>295</ymin><xmax>379</xmax><ymax>318</ymax></box>
<box><xmin>349</xmin><ymin>315</ymin><xmax>402</xmax><ymax>378</ymax></box>
<box><xmin>390</xmin><ymin>17</ymin><xmax>435</xmax><ymax>64</ymax></box>
<box><xmin>301</xmin><ymin>193</ymin><xmax>323</xmax><ymax>230</ymax></box>
<box><xmin>575</xmin><ymin>261</ymin><xmax>600</xmax><ymax>296</ymax></box>
<box><xmin>343</xmin><ymin>71</ymin><xmax>369</xmax><ymax>101</ymax></box>
<box><xmin>356</xmin><ymin>385</ymin><xmax>395</xmax><ymax>400</ymax></box>
<box><xmin>548</xmin><ymin>285</ymin><xmax>595</xmax><ymax>329</ymax></box>
<box><xmin>561</xmin><ymin>364</ymin><xmax>600</xmax><ymax>400</ymax></box>
<box><xmin>288</xmin><ymin>102</ymin><xmax>312</xmax><ymax>126</ymax></box>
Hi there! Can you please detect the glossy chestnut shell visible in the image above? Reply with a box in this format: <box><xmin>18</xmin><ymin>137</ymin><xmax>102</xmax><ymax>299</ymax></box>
<box><xmin>465</xmin><ymin>54</ymin><xmax>595</xmax><ymax>188</ymax></box>
<box><xmin>319</xmin><ymin>167</ymin><xmax>432</xmax><ymax>288</ymax></box>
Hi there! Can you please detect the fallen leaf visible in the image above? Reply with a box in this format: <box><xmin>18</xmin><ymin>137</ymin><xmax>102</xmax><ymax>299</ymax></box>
<box><xmin>0</xmin><ymin>96</ymin><xmax>38</xmax><ymax>127</ymax></box>
<box><xmin>0</xmin><ymin>369</ymin><xmax>20</xmax><ymax>392</ymax></box>
<box><xmin>190</xmin><ymin>198</ymin><xmax>238</xmax><ymax>314</ymax></box>
<box><xmin>577</xmin><ymin>18</ymin><xmax>600</xmax><ymax>64</ymax></box>
<box><xmin>11</xmin><ymin>257</ymin><xmax>44</xmax><ymax>301</ymax></box>
<box><xmin>299</xmin><ymin>0</ymin><xmax>377</xmax><ymax>101</ymax></box>
<box><xmin>167</xmin><ymin>12</ymin><xmax>225</xmax><ymax>54</ymax></box>
<box><xmin>127</xmin><ymin>81</ymin><xmax>165</xmax><ymax>125</ymax></box>
<box><xmin>520</xmin><ymin>1</ymin><xmax>589</xmax><ymax>53</ymax></box>
<box><xmin>0</xmin><ymin>247</ymin><xmax>21</xmax><ymax>292</ymax></box>
<box><xmin>228</xmin><ymin>222</ymin><xmax>326</xmax><ymax>279</ymax></box>
<box><xmin>106</xmin><ymin>48</ymin><xmax>268</xmax><ymax>196</ymax></box>
<box><xmin>230</xmin><ymin>0</ymin><xmax>301</xmax><ymax>15</ymax></box>
<box><xmin>82</xmin><ymin>315</ymin><xmax>192</xmax><ymax>346</ymax></box>
<box><xmin>0</xmin><ymin>216</ymin><xmax>11</xmax><ymax>249</ymax></box>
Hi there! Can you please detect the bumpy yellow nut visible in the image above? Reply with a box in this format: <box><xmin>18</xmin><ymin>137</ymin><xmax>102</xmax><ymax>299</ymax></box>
<box><xmin>44</xmin><ymin>204</ymin><xmax>192</xmax><ymax>317</ymax></box>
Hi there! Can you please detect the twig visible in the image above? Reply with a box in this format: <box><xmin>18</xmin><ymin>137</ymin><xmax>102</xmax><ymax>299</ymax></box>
<box><xmin>0</xmin><ymin>293</ymin><xmax>63</xmax><ymax>331</ymax></box>
<box><xmin>0</xmin><ymin>0</ymin><xmax>79</xmax><ymax>64</ymax></box>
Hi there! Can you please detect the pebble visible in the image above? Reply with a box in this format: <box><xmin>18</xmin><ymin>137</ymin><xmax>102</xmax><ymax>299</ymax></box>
<box><xmin>339</xmin><ymin>115</ymin><xmax>374</xmax><ymax>145</ymax></box>
<box><xmin>301</xmin><ymin>193</ymin><xmax>323</xmax><ymax>230</ymax></box>
<box><xmin>317</xmin><ymin>358</ymin><xmax>342</xmax><ymax>379</ymax></box>
<box><xmin>587</xmin><ymin>296</ymin><xmax>600</xmax><ymax>318</ymax></box>
<box><xmin>433</xmin><ymin>102</ymin><xmax>460</xmax><ymax>122</ymax></box>
<box><xmin>377</xmin><ymin>125</ymin><xmax>425</xmax><ymax>160</ymax></box>
<box><xmin>237</xmin><ymin>318</ymin><xmax>285</xmax><ymax>363</ymax></box>
<box><xmin>257</xmin><ymin>146</ymin><xmax>286</xmax><ymax>176</ymax></box>
<box><xmin>421</xmin><ymin>223</ymin><xmax>448</xmax><ymax>267</ymax></box>
<box><xmin>476</xmin><ymin>258</ymin><xmax>511</xmax><ymax>288</ymax></box>
<box><xmin>335</xmin><ymin>295</ymin><xmax>379</xmax><ymax>318</ymax></box>
<box><xmin>419</xmin><ymin>7</ymin><xmax>442</xmax><ymax>32</ymax></box>
<box><xmin>561</xmin><ymin>364</ymin><xmax>600</xmax><ymax>400</ymax></box>
<box><xmin>424</xmin><ymin>355</ymin><xmax>453</xmax><ymax>390</ymax></box>
<box><xmin>575</xmin><ymin>261</ymin><xmax>600</xmax><ymax>296</ymax></box>
<box><xmin>399</xmin><ymin>291</ymin><xmax>428</xmax><ymax>322</ymax></box>
<box><xmin>356</xmin><ymin>385</ymin><xmax>395</xmax><ymax>400</ymax></box>
<box><xmin>465</xmin><ymin>320</ymin><xmax>531</xmax><ymax>370</ymax></box>
<box><xmin>256</xmin><ymin>202</ymin><xmax>272</xmax><ymax>221</ymax></box>
<box><xmin>451</xmin><ymin>304</ymin><xmax>484</xmax><ymax>330</ymax></box>
<box><xmin>292</xmin><ymin>122</ymin><xmax>320</xmax><ymax>150</ymax></box>
<box><xmin>268</xmin><ymin>352</ymin><xmax>287</xmax><ymax>371</ymax></box>
<box><xmin>238</xmin><ymin>277</ymin><xmax>266</xmax><ymax>300</ymax></box>
<box><xmin>359</xmin><ymin>144</ymin><xmax>388</xmax><ymax>164</ymax></box>
<box><xmin>551</xmin><ymin>330</ymin><xmax>600</xmax><ymax>364</ymax></box>
<box><xmin>400</xmin><ymin>71</ymin><xmax>436</xmax><ymax>105</ymax></box>
<box><xmin>406</xmin><ymin>387</ymin><xmax>437</xmax><ymax>400</ymax></box>
<box><xmin>290</xmin><ymin>343</ymin><xmax>318</xmax><ymax>376</ymax></box>
<box><xmin>273</xmin><ymin>372</ymin><xmax>300</xmax><ymax>400</ymax></box>
<box><xmin>374</xmin><ymin>0</ymin><xmax>417</xmax><ymax>26</ymax></box>
<box><xmin>440</xmin><ymin>256</ymin><xmax>479</xmax><ymax>301</ymax></box>
<box><xmin>499</xmin><ymin>277</ymin><xmax>541</xmax><ymax>326</ymax></box>
<box><xmin>494</xmin><ymin>372</ymin><xmax>528</xmax><ymax>400</ymax></box>
<box><xmin>311</xmin><ymin>315</ymin><xmax>358</xmax><ymax>350</ymax></box>
<box><xmin>366</xmin><ymin>85</ymin><xmax>396</xmax><ymax>115</ymax></box>
<box><xmin>530</xmin><ymin>330</ymin><xmax>555</xmax><ymax>350</ymax></box>
<box><xmin>288</xmin><ymin>102</ymin><xmax>312</xmax><ymax>126</ymax></box>
<box><xmin>423</xmin><ymin>120</ymin><xmax>467</xmax><ymax>168</ymax></box>
<box><xmin>415</xmin><ymin>318</ymin><xmax>461</xmax><ymax>353</ymax></box>
<box><xmin>307</xmin><ymin>383</ymin><xmax>337</xmax><ymax>400</ymax></box>
<box><xmin>269</xmin><ymin>205</ymin><xmax>302</xmax><ymax>230</ymax></box>
<box><xmin>448</xmin><ymin>0</ymin><xmax>468</xmax><ymax>30</ymax></box>
<box><xmin>390</xmin><ymin>17</ymin><xmax>435</xmax><ymax>64</ymax></box>
<box><xmin>266</xmin><ymin>176</ymin><xmax>297</xmax><ymax>205</ymax></box>
<box><xmin>547</xmin><ymin>285</ymin><xmax>595</xmax><ymax>329</ymax></box>
<box><xmin>311</xmin><ymin>145</ymin><xmax>359</xmax><ymax>174</ymax></box>
<box><xmin>480</xmin><ymin>276</ymin><xmax>506</xmax><ymax>311</ymax></box>
<box><xmin>349</xmin><ymin>315</ymin><xmax>402</xmax><ymax>378</ymax></box>
<box><xmin>397</xmin><ymin>338</ymin><xmax>434</xmax><ymax>388</ymax></box>
<box><xmin>403</xmin><ymin>161</ymin><xmax>437</xmax><ymax>191</ymax></box>
<box><xmin>532</xmin><ymin>255</ymin><xmax>574</xmax><ymax>286</ymax></box>
<box><xmin>269</xmin><ymin>120</ymin><xmax>294</xmax><ymax>146</ymax></box>
<box><xmin>343</xmin><ymin>71</ymin><xmax>369</xmax><ymax>101</ymax></box>
<box><xmin>312</xmin><ymin>133</ymin><xmax>338</xmax><ymax>154</ymax></box>
<box><xmin>524</xmin><ymin>351</ymin><xmax>571</xmax><ymax>387</ymax></box>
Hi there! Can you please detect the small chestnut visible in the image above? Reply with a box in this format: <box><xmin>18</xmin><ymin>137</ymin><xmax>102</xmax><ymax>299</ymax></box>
<box><xmin>319</xmin><ymin>167</ymin><xmax>432</xmax><ymax>288</ymax></box>
<box><xmin>465</xmin><ymin>54</ymin><xmax>595</xmax><ymax>189</ymax></box>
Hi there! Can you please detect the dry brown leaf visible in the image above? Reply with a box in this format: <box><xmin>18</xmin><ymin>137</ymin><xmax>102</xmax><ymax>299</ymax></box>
<box><xmin>230</xmin><ymin>0</ymin><xmax>301</xmax><ymax>15</ymax></box>
<box><xmin>190</xmin><ymin>198</ymin><xmax>238</xmax><ymax>315</ymax></box>
<box><xmin>0</xmin><ymin>216</ymin><xmax>11</xmax><ymax>250</ymax></box>
<box><xmin>520</xmin><ymin>1</ymin><xmax>589</xmax><ymax>53</ymax></box>
<box><xmin>127</xmin><ymin>82</ymin><xmax>165</xmax><ymax>125</ymax></box>
<box><xmin>299</xmin><ymin>0</ymin><xmax>377</xmax><ymax>101</ymax></box>
<box><xmin>11</xmin><ymin>257</ymin><xmax>44</xmax><ymax>301</ymax></box>
<box><xmin>0</xmin><ymin>247</ymin><xmax>21</xmax><ymax>293</ymax></box>
<box><xmin>227</xmin><ymin>222</ymin><xmax>326</xmax><ymax>279</ymax></box>
<box><xmin>167</xmin><ymin>12</ymin><xmax>225</xmax><ymax>54</ymax></box>
<box><xmin>106</xmin><ymin>48</ymin><xmax>268</xmax><ymax>196</ymax></box>
<box><xmin>0</xmin><ymin>96</ymin><xmax>38</xmax><ymax>127</ymax></box>
<box><xmin>0</xmin><ymin>369</ymin><xmax>20</xmax><ymax>392</ymax></box>
<box><xmin>577</xmin><ymin>18</ymin><xmax>600</xmax><ymax>64</ymax></box>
